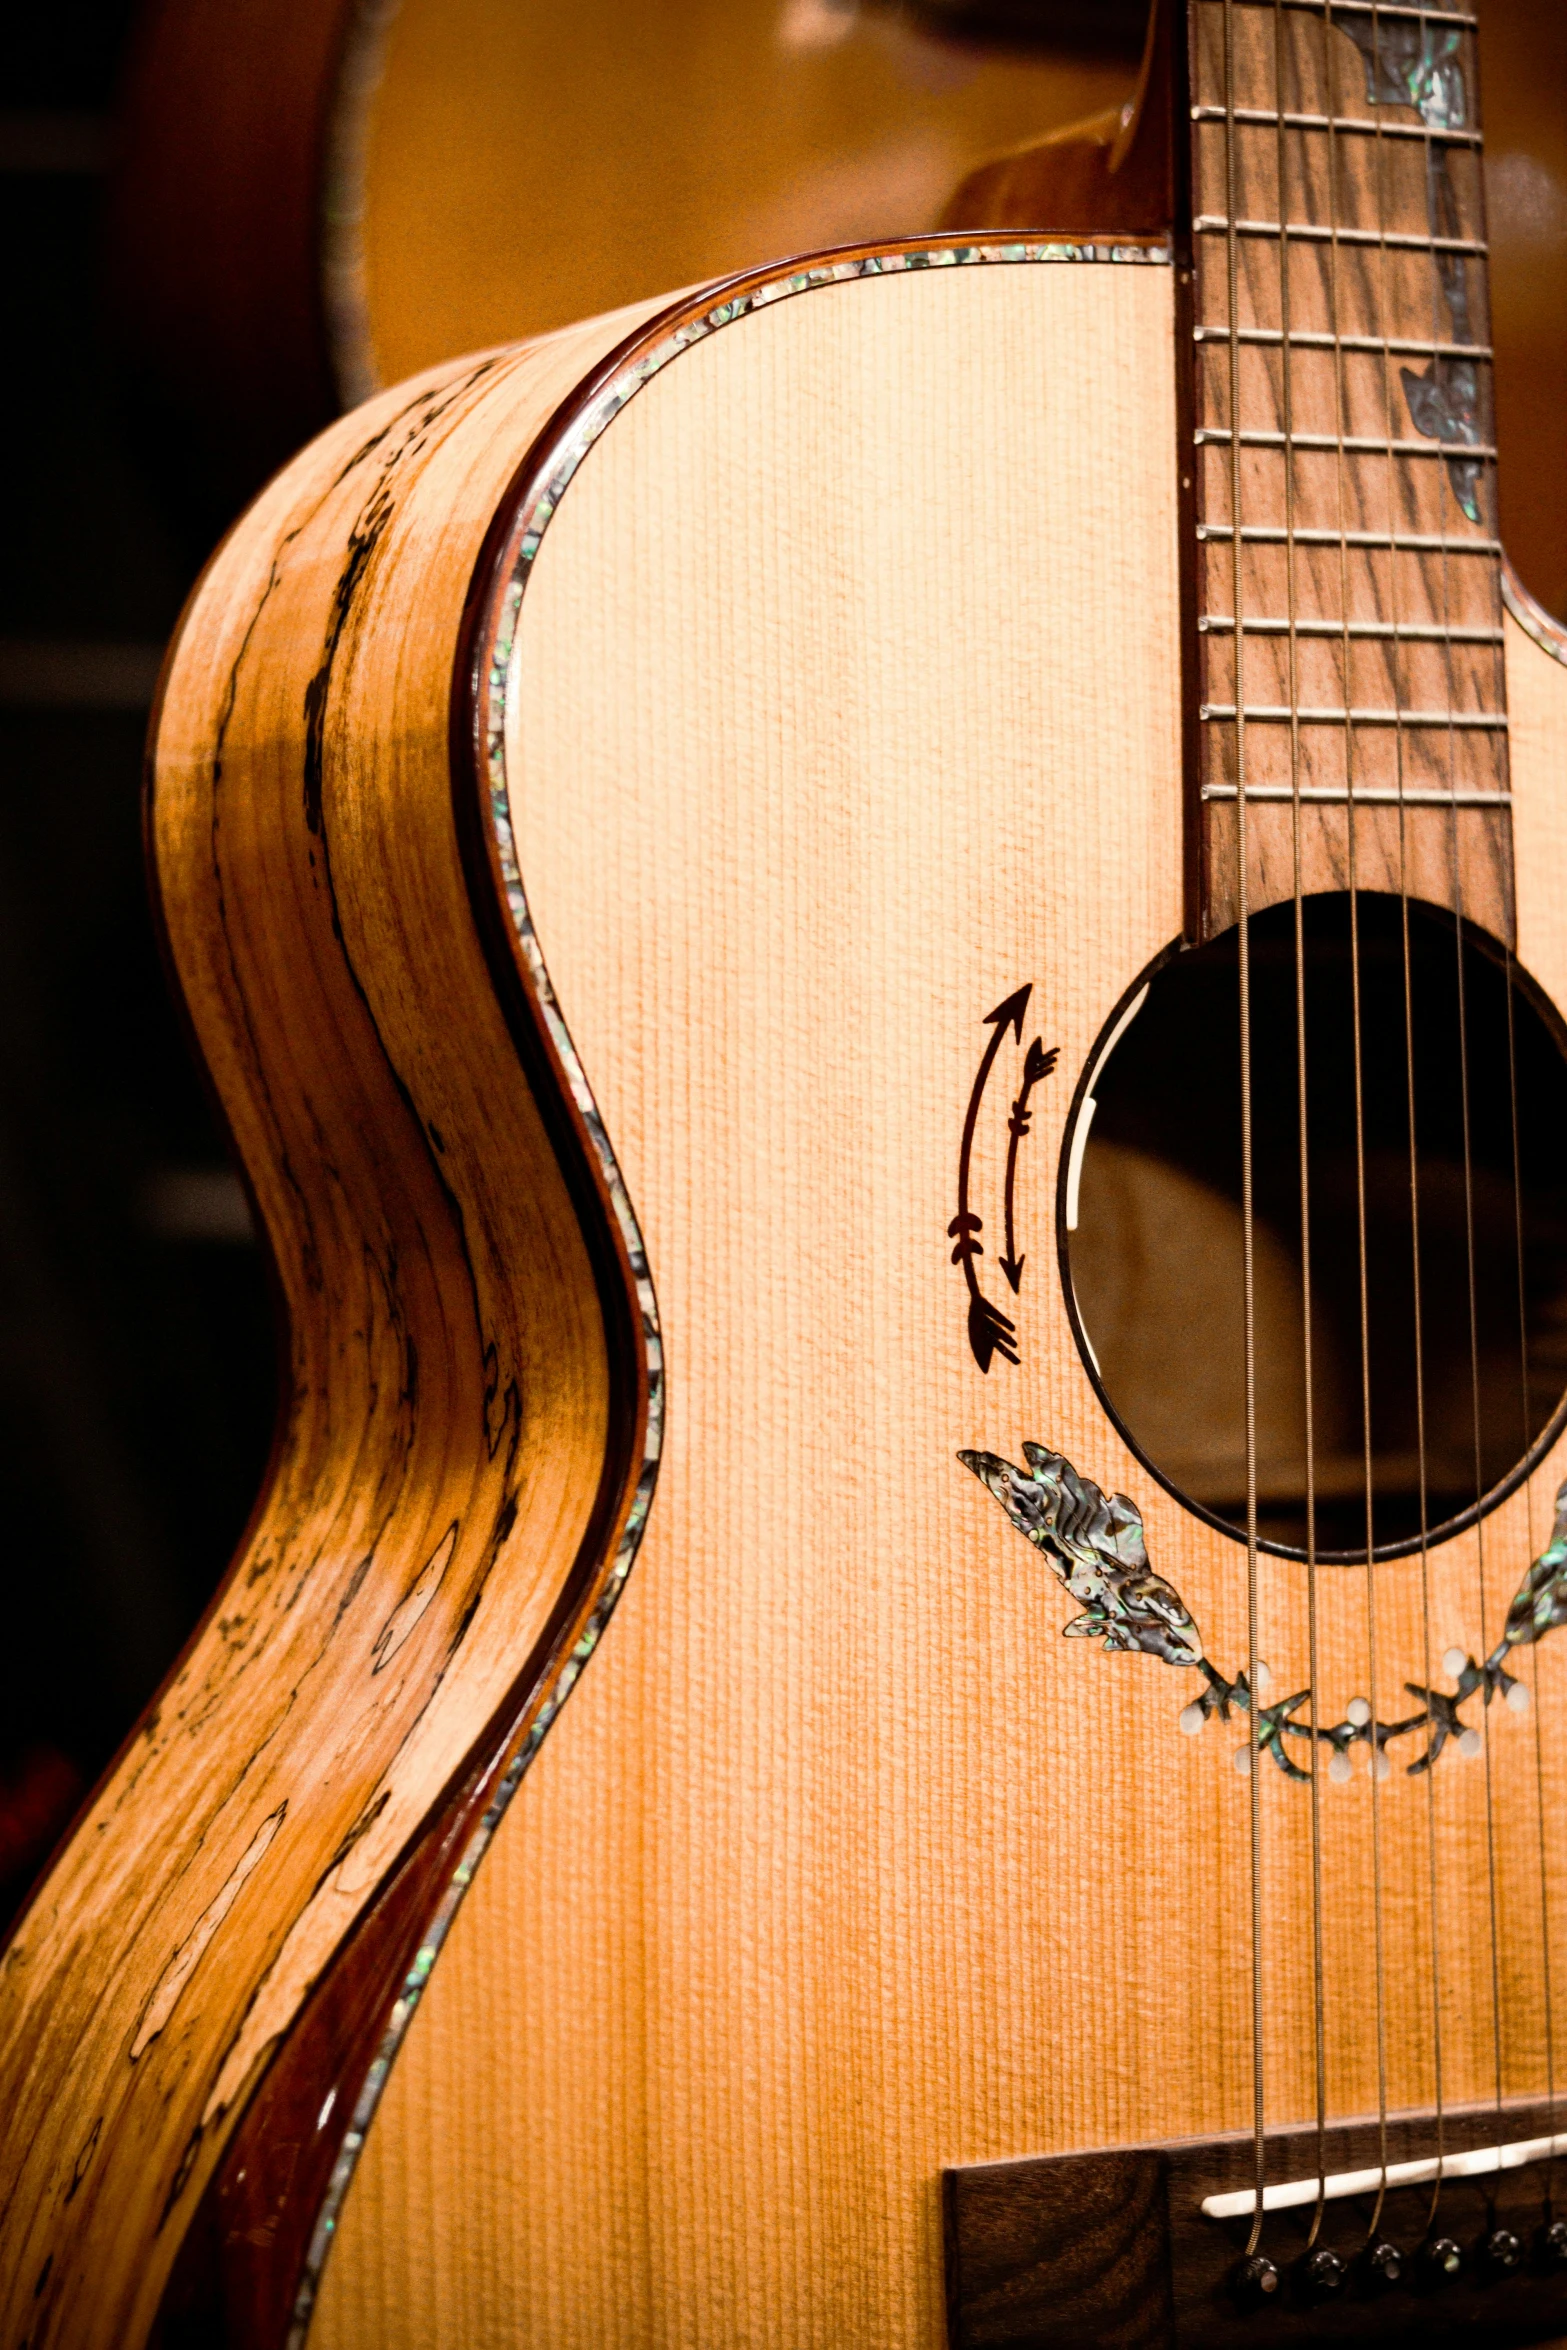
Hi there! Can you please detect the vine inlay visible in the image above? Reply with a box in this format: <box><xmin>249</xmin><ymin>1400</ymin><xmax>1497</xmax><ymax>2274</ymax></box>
<box><xmin>959</xmin><ymin>1443</ymin><xmax>1567</xmax><ymax>1779</ymax></box>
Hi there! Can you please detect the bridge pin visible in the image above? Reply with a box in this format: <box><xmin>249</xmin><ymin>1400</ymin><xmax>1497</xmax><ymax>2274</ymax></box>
<box><xmin>1539</xmin><ymin>2216</ymin><xmax>1567</xmax><ymax>2268</ymax></box>
<box><xmin>1360</xmin><ymin>2238</ymin><xmax>1403</xmax><ymax>2291</ymax></box>
<box><xmin>1297</xmin><ymin>2245</ymin><xmax>1348</xmax><ymax>2303</ymax></box>
<box><xmin>1418</xmin><ymin>2234</ymin><xmax>1464</xmax><ymax>2288</ymax></box>
<box><xmin>1230</xmin><ymin>2253</ymin><xmax>1281</xmax><ymax>2311</ymax></box>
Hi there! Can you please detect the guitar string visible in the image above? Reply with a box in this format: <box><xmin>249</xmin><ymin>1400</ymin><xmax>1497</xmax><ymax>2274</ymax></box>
<box><xmin>1474</xmin><ymin>0</ymin><xmax>1554</xmax><ymax>2199</ymax></box>
<box><xmin>1405</xmin><ymin>819</ymin><xmax>1446</xmax><ymax>2247</ymax></box>
<box><xmin>1395</xmin><ymin>0</ymin><xmax>1506</xmax><ymax>2219</ymax></box>
<box><xmin>1453</xmin><ymin>790</ymin><xmax>1508</xmax><ymax>2160</ymax></box>
<box><xmin>1427</xmin><ymin>0</ymin><xmax>1509</xmax><ymax>2177</ymax></box>
<box><xmin>1222</xmin><ymin>0</ymin><xmax>1270</xmax><ymax>2257</ymax></box>
<box><xmin>1417</xmin><ymin>0</ymin><xmax>1462</xmax><ymax>2224</ymax></box>
<box><xmin>1366</xmin><ymin>0</ymin><xmax>1450</xmax><ymax>2242</ymax></box>
<box><xmin>1273</xmin><ymin>0</ymin><xmax>1332</xmax><ymax>2249</ymax></box>
<box><xmin>1383</xmin><ymin>0</ymin><xmax>1449</xmax><ymax>2241</ymax></box>
<box><xmin>1359</xmin><ymin>0</ymin><xmax>1396</xmax><ymax>2242</ymax></box>
<box><xmin>1509</xmin><ymin>952</ymin><xmax>1557</xmax><ymax>2225</ymax></box>
<box><xmin>1323</xmin><ymin>0</ymin><xmax>1394</xmax><ymax>2233</ymax></box>
<box><xmin>1468</xmin><ymin>0</ymin><xmax>1556</xmax><ymax>2192</ymax></box>
<box><xmin>1502</xmin><ymin>964</ymin><xmax>1553</xmax><ymax>2214</ymax></box>
<box><xmin>1471</xmin><ymin>0</ymin><xmax>1554</xmax><ymax>2201</ymax></box>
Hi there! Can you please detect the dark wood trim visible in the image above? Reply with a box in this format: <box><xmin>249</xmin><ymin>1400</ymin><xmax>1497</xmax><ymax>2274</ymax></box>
<box><xmin>947</xmin><ymin>2096</ymin><xmax>1567</xmax><ymax>2348</ymax></box>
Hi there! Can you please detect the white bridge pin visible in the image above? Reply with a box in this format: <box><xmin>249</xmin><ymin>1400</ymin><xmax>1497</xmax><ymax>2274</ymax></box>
<box><xmin>1346</xmin><ymin>1695</ymin><xmax>1372</xmax><ymax>1728</ymax></box>
<box><xmin>1179</xmin><ymin>1701</ymin><xmax>1206</xmax><ymax>1736</ymax></box>
<box><xmin>1443</xmin><ymin>1646</ymin><xmax>1468</xmax><ymax>1679</ymax></box>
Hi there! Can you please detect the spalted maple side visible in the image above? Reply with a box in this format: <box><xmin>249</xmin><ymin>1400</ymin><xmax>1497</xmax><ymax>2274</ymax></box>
<box><xmin>0</xmin><ymin>298</ymin><xmax>668</xmax><ymax>2350</ymax></box>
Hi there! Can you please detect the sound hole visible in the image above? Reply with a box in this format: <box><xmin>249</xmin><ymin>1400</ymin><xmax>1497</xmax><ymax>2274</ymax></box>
<box><xmin>1065</xmin><ymin>892</ymin><xmax>1567</xmax><ymax>1560</ymax></box>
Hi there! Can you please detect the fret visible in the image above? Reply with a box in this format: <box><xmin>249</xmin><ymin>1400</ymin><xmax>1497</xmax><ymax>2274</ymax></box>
<box><xmin>1268</xmin><ymin>0</ymin><xmax>1477</xmax><ymax>21</ymax></box>
<box><xmin>1191</xmin><ymin>105</ymin><xmax>1482</xmax><ymax>148</ymax></box>
<box><xmin>1195</xmin><ymin>429</ymin><xmax>1498</xmax><ymax>461</ymax></box>
<box><xmin>1202</xmin><ymin>705</ymin><xmax>1506</xmax><ymax>729</ymax></box>
<box><xmin>1193</xmin><ymin>327</ymin><xmax>1490</xmax><ymax>359</ymax></box>
<box><xmin>1195</xmin><ymin>218</ymin><xmax>1487</xmax><ymax>258</ymax></box>
<box><xmin>1200</xmin><ymin>619</ymin><xmax>1505</xmax><ymax>645</ymax></box>
<box><xmin>1197</xmin><ymin>525</ymin><xmax>1500</xmax><ymax>554</ymax></box>
<box><xmin>1202</xmin><ymin>786</ymin><xmax>1511</xmax><ymax>808</ymax></box>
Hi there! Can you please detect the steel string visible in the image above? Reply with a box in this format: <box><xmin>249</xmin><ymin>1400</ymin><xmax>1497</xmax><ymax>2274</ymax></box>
<box><xmin>1423</xmin><ymin>0</ymin><xmax>1509</xmax><ymax>2166</ymax></box>
<box><xmin>1404</xmin><ymin>857</ymin><xmax>1447</xmax><ymax>2242</ymax></box>
<box><xmin>1371</xmin><ymin>0</ymin><xmax>1448</xmax><ymax>2241</ymax></box>
<box><xmin>1273</xmin><ymin>0</ymin><xmax>1331</xmax><ymax>2248</ymax></box>
<box><xmin>1323</xmin><ymin>0</ymin><xmax>1393</xmax><ymax>2232</ymax></box>
<box><xmin>1222</xmin><ymin>0</ymin><xmax>1270</xmax><ymax>2257</ymax></box>
<box><xmin>1507</xmin><ymin>953</ymin><xmax>1557</xmax><ymax>2225</ymax></box>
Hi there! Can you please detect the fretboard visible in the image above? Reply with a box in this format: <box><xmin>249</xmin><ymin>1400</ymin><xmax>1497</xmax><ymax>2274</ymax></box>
<box><xmin>1188</xmin><ymin>0</ymin><xmax>1510</xmax><ymax>941</ymax></box>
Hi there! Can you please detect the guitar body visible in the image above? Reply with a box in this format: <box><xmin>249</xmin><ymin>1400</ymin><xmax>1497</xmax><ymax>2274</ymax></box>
<box><xmin>9</xmin><ymin>10</ymin><xmax>1567</xmax><ymax>2348</ymax></box>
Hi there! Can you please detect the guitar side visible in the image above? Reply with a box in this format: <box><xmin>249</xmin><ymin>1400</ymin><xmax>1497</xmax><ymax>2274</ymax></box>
<box><xmin>0</xmin><ymin>299</ymin><xmax>668</xmax><ymax>2350</ymax></box>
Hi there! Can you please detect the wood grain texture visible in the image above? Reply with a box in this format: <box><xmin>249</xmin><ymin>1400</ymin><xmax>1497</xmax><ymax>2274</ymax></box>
<box><xmin>0</xmin><ymin>293</ymin><xmax>673</xmax><ymax>2350</ymax></box>
<box><xmin>295</xmin><ymin>252</ymin><xmax>1567</xmax><ymax>2349</ymax></box>
<box><xmin>946</xmin><ymin>2143</ymin><xmax>1171</xmax><ymax>2349</ymax></box>
<box><xmin>947</xmin><ymin>2097</ymin><xmax>1567</xmax><ymax>2348</ymax></box>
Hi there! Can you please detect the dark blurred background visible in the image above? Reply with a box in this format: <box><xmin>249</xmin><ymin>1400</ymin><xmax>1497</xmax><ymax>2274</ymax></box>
<box><xmin>0</xmin><ymin>0</ymin><xmax>275</xmax><ymax>1924</ymax></box>
<box><xmin>1</xmin><ymin>0</ymin><xmax>1562</xmax><ymax>1924</ymax></box>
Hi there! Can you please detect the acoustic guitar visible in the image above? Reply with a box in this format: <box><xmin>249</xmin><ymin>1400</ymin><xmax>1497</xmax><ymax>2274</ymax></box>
<box><xmin>8</xmin><ymin>1</ymin><xmax>1567</xmax><ymax>2345</ymax></box>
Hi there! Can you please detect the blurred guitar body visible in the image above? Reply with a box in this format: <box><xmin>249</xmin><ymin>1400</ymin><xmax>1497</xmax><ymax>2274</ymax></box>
<box><xmin>109</xmin><ymin>0</ymin><xmax>1138</xmax><ymax>530</ymax></box>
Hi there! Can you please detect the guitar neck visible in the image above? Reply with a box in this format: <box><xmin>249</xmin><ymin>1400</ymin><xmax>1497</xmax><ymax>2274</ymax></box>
<box><xmin>1187</xmin><ymin>0</ymin><xmax>1511</xmax><ymax>941</ymax></box>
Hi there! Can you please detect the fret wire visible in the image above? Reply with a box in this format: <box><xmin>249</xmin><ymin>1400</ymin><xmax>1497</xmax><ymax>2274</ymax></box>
<box><xmin>1194</xmin><ymin>325</ymin><xmax>1490</xmax><ymax>355</ymax></box>
<box><xmin>1264</xmin><ymin>0</ymin><xmax>1477</xmax><ymax>20</ymax></box>
<box><xmin>1192</xmin><ymin>103</ymin><xmax>1482</xmax><ymax>145</ymax></box>
<box><xmin>1195</xmin><ymin>216</ymin><xmax>1487</xmax><ymax>255</ymax></box>
<box><xmin>1201</xmin><ymin>705</ymin><xmax>1507</xmax><ymax>727</ymax></box>
<box><xmin>1200</xmin><ymin>617</ymin><xmax>1503</xmax><ymax>641</ymax></box>
<box><xmin>1199</xmin><ymin>525</ymin><xmax>1501</xmax><ymax>550</ymax></box>
<box><xmin>1196</xmin><ymin>428</ymin><xmax>1498</xmax><ymax>458</ymax></box>
<box><xmin>1201</xmin><ymin>784</ymin><xmax>1512</xmax><ymax>805</ymax></box>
